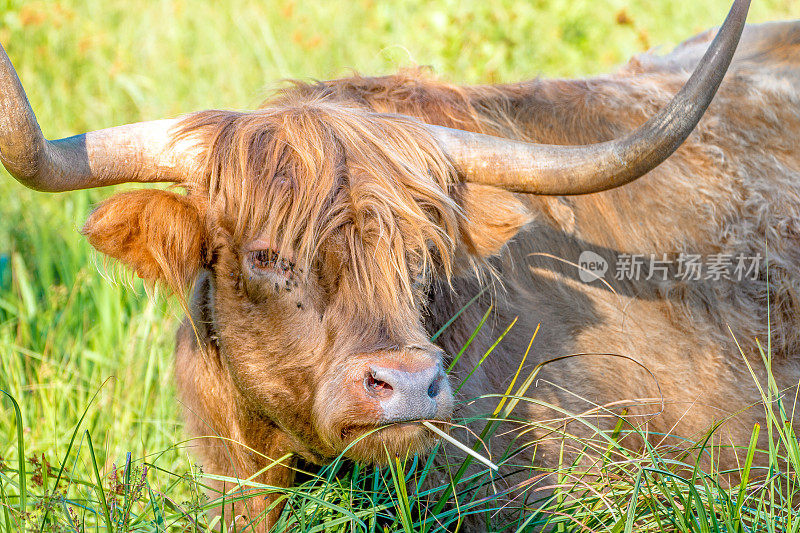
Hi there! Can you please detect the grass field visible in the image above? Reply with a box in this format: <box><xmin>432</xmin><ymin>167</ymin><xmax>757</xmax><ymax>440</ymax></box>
<box><xmin>2</xmin><ymin>0</ymin><xmax>800</xmax><ymax>531</ymax></box>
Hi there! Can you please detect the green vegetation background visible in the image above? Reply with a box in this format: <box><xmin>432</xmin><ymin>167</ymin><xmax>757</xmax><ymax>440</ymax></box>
<box><xmin>1</xmin><ymin>0</ymin><xmax>799</xmax><ymax>528</ymax></box>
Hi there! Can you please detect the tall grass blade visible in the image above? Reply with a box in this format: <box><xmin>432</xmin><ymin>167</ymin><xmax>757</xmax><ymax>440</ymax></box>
<box><xmin>1</xmin><ymin>478</ymin><xmax>13</xmax><ymax>533</ymax></box>
<box><xmin>431</xmin><ymin>287</ymin><xmax>487</xmax><ymax>342</ymax></box>
<box><xmin>147</xmin><ymin>480</ymin><xmax>165</xmax><ymax>532</ymax></box>
<box><xmin>0</xmin><ymin>389</ymin><xmax>25</xmax><ymax>519</ymax></box>
<box><xmin>86</xmin><ymin>431</ymin><xmax>114</xmax><ymax>532</ymax></box>
<box><xmin>735</xmin><ymin>423</ymin><xmax>760</xmax><ymax>531</ymax></box>
<box><xmin>10</xmin><ymin>253</ymin><xmax>36</xmax><ymax>318</ymax></box>
<box><xmin>389</xmin><ymin>454</ymin><xmax>414</xmax><ymax>532</ymax></box>
<box><xmin>454</xmin><ymin>316</ymin><xmax>516</xmax><ymax>393</ymax></box>
<box><xmin>448</xmin><ymin>304</ymin><xmax>492</xmax><ymax>373</ymax></box>
<box><xmin>492</xmin><ymin>324</ymin><xmax>539</xmax><ymax>419</ymax></box>
<box><xmin>39</xmin><ymin>386</ymin><xmax>106</xmax><ymax>532</ymax></box>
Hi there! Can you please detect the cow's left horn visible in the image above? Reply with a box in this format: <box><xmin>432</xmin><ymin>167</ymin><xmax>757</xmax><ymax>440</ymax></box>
<box><xmin>428</xmin><ymin>0</ymin><xmax>749</xmax><ymax>195</ymax></box>
<box><xmin>0</xmin><ymin>44</ymin><xmax>192</xmax><ymax>192</ymax></box>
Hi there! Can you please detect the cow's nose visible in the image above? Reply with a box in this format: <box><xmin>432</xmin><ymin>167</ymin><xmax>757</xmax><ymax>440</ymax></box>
<box><xmin>366</xmin><ymin>363</ymin><xmax>449</xmax><ymax>422</ymax></box>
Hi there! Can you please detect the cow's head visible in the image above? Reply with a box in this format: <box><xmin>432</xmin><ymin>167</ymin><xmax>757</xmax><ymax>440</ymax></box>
<box><xmin>77</xmin><ymin>103</ymin><xmax>535</xmax><ymax>462</ymax></box>
<box><xmin>0</xmin><ymin>0</ymin><xmax>747</xmax><ymax>463</ymax></box>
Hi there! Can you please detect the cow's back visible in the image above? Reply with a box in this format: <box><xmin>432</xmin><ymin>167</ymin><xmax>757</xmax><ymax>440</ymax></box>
<box><xmin>629</xmin><ymin>20</ymin><xmax>800</xmax><ymax>80</ymax></box>
<box><xmin>424</xmin><ymin>21</ymin><xmax>800</xmax><ymax>494</ymax></box>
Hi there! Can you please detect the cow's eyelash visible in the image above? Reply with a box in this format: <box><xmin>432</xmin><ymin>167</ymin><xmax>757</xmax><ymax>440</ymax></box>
<box><xmin>243</xmin><ymin>249</ymin><xmax>299</xmax><ymax>287</ymax></box>
<box><xmin>247</xmin><ymin>250</ymin><xmax>295</xmax><ymax>273</ymax></box>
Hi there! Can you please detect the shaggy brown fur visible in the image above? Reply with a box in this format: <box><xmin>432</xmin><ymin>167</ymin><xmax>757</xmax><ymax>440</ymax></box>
<box><xmin>80</xmin><ymin>21</ymin><xmax>800</xmax><ymax>531</ymax></box>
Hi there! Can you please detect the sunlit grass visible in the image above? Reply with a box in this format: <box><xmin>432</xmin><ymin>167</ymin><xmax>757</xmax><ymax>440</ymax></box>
<box><xmin>3</xmin><ymin>317</ymin><xmax>798</xmax><ymax>531</ymax></box>
<box><xmin>2</xmin><ymin>0</ymin><xmax>800</xmax><ymax>531</ymax></box>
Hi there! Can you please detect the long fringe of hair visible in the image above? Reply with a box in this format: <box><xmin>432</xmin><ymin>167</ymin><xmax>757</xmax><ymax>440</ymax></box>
<box><xmin>176</xmin><ymin>95</ymin><xmax>463</xmax><ymax>321</ymax></box>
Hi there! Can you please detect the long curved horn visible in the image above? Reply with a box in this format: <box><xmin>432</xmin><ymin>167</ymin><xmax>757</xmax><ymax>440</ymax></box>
<box><xmin>428</xmin><ymin>0</ymin><xmax>749</xmax><ymax>195</ymax></box>
<box><xmin>0</xmin><ymin>45</ymin><xmax>193</xmax><ymax>192</ymax></box>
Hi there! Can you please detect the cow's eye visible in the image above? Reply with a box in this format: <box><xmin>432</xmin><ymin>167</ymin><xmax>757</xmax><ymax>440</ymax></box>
<box><xmin>247</xmin><ymin>250</ymin><xmax>295</xmax><ymax>276</ymax></box>
<box><xmin>242</xmin><ymin>249</ymin><xmax>300</xmax><ymax>299</ymax></box>
<box><xmin>244</xmin><ymin>249</ymin><xmax>297</xmax><ymax>288</ymax></box>
<box><xmin>249</xmin><ymin>250</ymin><xmax>279</xmax><ymax>270</ymax></box>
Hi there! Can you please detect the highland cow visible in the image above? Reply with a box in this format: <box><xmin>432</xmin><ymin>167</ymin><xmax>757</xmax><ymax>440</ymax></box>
<box><xmin>6</xmin><ymin>0</ymin><xmax>798</xmax><ymax>530</ymax></box>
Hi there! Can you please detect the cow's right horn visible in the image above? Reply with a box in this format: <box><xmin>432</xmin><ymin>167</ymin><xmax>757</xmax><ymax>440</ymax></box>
<box><xmin>429</xmin><ymin>0</ymin><xmax>749</xmax><ymax>195</ymax></box>
<box><xmin>0</xmin><ymin>45</ymin><xmax>193</xmax><ymax>192</ymax></box>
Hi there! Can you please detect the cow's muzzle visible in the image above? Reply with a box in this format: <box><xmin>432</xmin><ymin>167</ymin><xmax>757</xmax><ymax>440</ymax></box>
<box><xmin>365</xmin><ymin>362</ymin><xmax>451</xmax><ymax>423</ymax></box>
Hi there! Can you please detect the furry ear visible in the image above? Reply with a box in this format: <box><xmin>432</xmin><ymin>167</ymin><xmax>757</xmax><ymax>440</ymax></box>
<box><xmin>454</xmin><ymin>183</ymin><xmax>533</xmax><ymax>258</ymax></box>
<box><xmin>82</xmin><ymin>189</ymin><xmax>204</xmax><ymax>289</ymax></box>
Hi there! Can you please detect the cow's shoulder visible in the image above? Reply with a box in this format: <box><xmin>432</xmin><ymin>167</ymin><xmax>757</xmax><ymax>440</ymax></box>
<box><xmin>622</xmin><ymin>21</ymin><xmax>800</xmax><ymax>78</ymax></box>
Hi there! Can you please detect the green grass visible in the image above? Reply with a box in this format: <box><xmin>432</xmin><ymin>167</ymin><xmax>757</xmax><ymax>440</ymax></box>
<box><xmin>2</xmin><ymin>0</ymin><xmax>800</xmax><ymax>531</ymax></box>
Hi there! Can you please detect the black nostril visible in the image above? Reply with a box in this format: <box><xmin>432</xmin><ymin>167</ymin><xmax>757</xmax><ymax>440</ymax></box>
<box><xmin>366</xmin><ymin>372</ymin><xmax>393</xmax><ymax>394</ymax></box>
<box><xmin>427</xmin><ymin>375</ymin><xmax>441</xmax><ymax>398</ymax></box>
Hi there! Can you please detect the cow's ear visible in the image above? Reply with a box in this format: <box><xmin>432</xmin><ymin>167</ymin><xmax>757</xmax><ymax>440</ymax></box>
<box><xmin>82</xmin><ymin>189</ymin><xmax>204</xmax><ymax>289</ymax></box>
<box><xmin>454</xmin><ymin>183</ymin><xmax>533</xmax><ymax>258</ymax></box>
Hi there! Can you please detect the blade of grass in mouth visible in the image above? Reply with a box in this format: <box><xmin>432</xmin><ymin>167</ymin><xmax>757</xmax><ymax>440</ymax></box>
<box><xmin>422</xmin><ymin>420</ymin><xmax>499</xmax><ymax>471</ymax></box>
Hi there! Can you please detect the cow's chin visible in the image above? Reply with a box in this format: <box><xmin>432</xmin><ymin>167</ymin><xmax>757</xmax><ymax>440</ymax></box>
<box><xmin>336</xmin><ymin>422</ymin><xmax>438</xmax><ymax>465</ymax></box>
